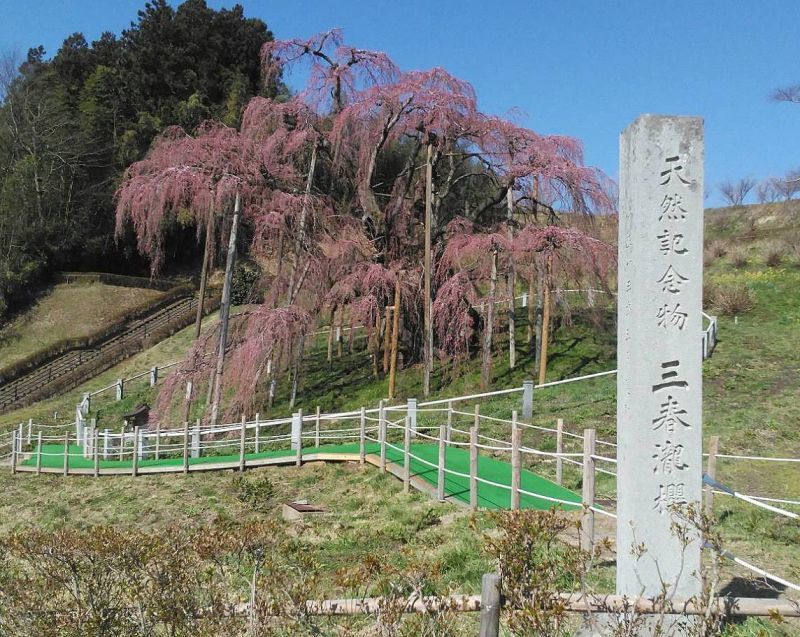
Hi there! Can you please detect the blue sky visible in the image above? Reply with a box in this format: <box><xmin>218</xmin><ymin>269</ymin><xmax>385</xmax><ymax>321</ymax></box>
<box><xmin>4</xmin><ymin>0</ymin><xmax>799</xmax><ymax>206</ymax></box>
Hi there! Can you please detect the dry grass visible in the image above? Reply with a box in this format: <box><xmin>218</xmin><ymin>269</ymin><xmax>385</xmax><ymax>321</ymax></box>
<box><xmin>707</xmin><ymin>283</ymin><xmax>755</xmax><ymax>316</ymax></box>
<box><xmin>762</xmin><ymin>241</ymin><xmax>790</xmax><ymax>268</ymax></box>
<box><xmin>0</xmin><ymin>283</ymin><xmax>164</xmax><ymax>369</ymax></box>
<box><xmin>728</xmin><ymin>246</ymin><xmax>750</xmax><ymax>268</ymax></box>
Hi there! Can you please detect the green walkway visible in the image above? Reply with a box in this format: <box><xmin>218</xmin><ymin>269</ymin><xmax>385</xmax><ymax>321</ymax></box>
<box><xmin>22</xmin><ymin>442</ymin><xmax>582</xmax><ymax>512</ymax></box>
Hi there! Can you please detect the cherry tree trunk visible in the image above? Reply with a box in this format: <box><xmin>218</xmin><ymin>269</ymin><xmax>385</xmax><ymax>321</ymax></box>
<box><xmin>423</xmin><ymin>143</ymin><xmax>433</xmax><ymax>397</ymax></box>
<box><xmin>289</xmin><ymin>334</ymin><xmax>305</xmax><ymax>409</ymax></box>
<box><xmin>506</xmin><ymin>188</ymin><xmax>516</xmax><ymax>369</ymax></box>
<box><xmin>534</xmin><ymin>268</ymin><xmax>544</xmax><ymax>367</ymax></box>
<box><xmin>209</xmin><ymin>193</ymin><xmax>241</xmax><ymax>427</ymax></box>
<box><xmin>326</xmin><ymin>305</ymin><xmax>336</xmax><ymax>367</ymax></box>
<box><xmin>194</xmin><ymin>207</ymin><xmax>215</xmax><ymax>340</ymax></box>
<box><xmin>481</xmin><ymin>249</ymin><xmax>498</xmax><ymax>391</ymax></box>
<box><xmin>537</xmin><ymin>255</ymin><xmax>552</xmax><ymax>385</ymax></box>
<box><xmin>287</xmin><ymin>143</ymin><xmax>318</xmax><ymax>303</ymax></box>
<box><xmin>388</xmin><ymin>281</ymin><xmax>402</xmax><ymax>399</ymax></box>
<box><xmin>526</xmin><ymin>267</ymin><xmax>535</xmax><ymax>351</ymax></box>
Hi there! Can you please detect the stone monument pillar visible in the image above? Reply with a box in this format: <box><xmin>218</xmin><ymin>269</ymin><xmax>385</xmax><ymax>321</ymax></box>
<box><xmin>617</xmin><ymin>115</ymin><xmax>704</xmax><ymax>599</ymax></box>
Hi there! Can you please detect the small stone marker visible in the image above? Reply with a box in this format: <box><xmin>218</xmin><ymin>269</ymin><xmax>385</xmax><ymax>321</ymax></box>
<box><xmin>290</xmin><ymin>412</ymin><xmax>302</xmax><ymax>451</ymax></box>
<box><xmin>617</xmin><ymin>115</ymin><xmax>704</xmax><ymax>600</ymax></box>
<box><xmin>522</xmin><ymin>380</ymin><xmax>534</xmax><ymax>419</ymax></box>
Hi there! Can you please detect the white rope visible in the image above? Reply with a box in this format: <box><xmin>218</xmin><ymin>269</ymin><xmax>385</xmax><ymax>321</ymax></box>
<box><xmin>718</xmin><ymin>550</ymin><xmax>800</xmax><ymax>593</ymax></box>
<box><xmin>707</xmin><ymin>453</ymin><xmax>800</xmax><ymax>463</ymax></box>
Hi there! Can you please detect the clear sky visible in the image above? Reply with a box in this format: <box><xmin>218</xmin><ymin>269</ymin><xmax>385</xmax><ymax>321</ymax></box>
<box><xmin>3</xmin><ymin>0</ymin><xmax>799</xmax><ymax>206</ymax></box>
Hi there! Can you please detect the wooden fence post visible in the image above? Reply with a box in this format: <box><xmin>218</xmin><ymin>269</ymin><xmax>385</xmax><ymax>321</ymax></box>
<box><xmin>474</xmin><ymin>404</ymin><xmax>480</xmax><ymax>434</ymax></box>
<box><xmin>63</xmin><ymin>432</ymin><xmax>69</xmax><ymax>477</ymax></box>
<box><xmin>119</xmin><ymin>426</ymin><xmax>125</xmax><ymax>461</ymax></box>
<box><xmin>182</xmin><ymin>421</ymin><xmax>189</xmax><ymax>475</ymax></box>
<box><xmin>254</xmin><ymin>413</ymin><xmax>260</xmax><ymax>454</ymax></box>
<box><xmin>556</xmin><ymin>418</ymin><xmax>564</xmax><ymax>486</ymax></box>
<box><xmin>115</xmin><ymin>378</ymin><xmax>124</xmax><ymax>401</ymax></box>
<box><xmin>93</xmin><ymin>428</ymin><xmax>99</xmax><ymax>477</ymax></box>
<box><xmin>511</xmin><ymin>411</ymin><xmax>521</xmax><ymax>511</ymax></box>
<box><xmin>315</xmin><ymin>406</ymin><xmax>321</xmax><ymax>448</ymax></box>
<box><xmin>239</xmin><ymin>414</ymin><xmax>247</xmax><ymax>472</ymax></box>
<box><xmin>470</xmin><ymin>426</ymin><xmax>478</xmax><ymax>511</ymax></box>
<box><xmin>27</xmin><ymin>418</ymin><xmax>32</xmax><ymax>445</ymax></box>
<box><xmin>295</xmin><ymin>409</ymin><xmax>303</xmax><ymax>467</ymax></box>
<box><xmin>479</xmin><ymin>573</ymin><xmax>501</xmax><ymax>637</ymax></box>
<box><xmin>35</xmin><ymin>432</ymin><xmax>42</xmax><ymax>474</ymax></box>
<box><xmin>379</xmin><ymin>400</ymin><xmax>387</xmax><ymax>473</ymax></box>
<box><xmin>705</xmin><ymin>435</ymin><xmax>719</xmax><ymax>518</ymax></box>
<box><xmin>580</xmin><ymin>428</ymin><xmax>596</xmax><ymax>554</ymax></box>
<box><xmin>438</xmin><ymin>424</ymin><xmax>446</xmax><ymax>502</ymax></box>
<box><xmin>132</xmin><ymin>426</ymin><xmax>140</xmax><ymax>477</ymax></box>
<box><xmin>403</xmin><ymin>415</ymin><xmax>411</xmax><ymax>493</ymax></box>
<box><xmin>359</xmin><ymin>407</ymin><xmax>366</xmax><ymax>465</ymax></box>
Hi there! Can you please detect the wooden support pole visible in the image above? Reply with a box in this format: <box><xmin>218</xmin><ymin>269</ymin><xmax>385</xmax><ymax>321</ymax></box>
<box><xmin>239</xmin><ymin>414</ymin><xmax>247</xmax><ymax>472</ymax></box>
<box><xmin>379</xmin><ymin>400</ymin><xmax>387</xmax><ymax>472</ymax></box>
<box><xmin>479</xmin><ymin>573</ymin><xmax>501</xmax><ymax>637</ymax></box>
<box><xmin>255</xmin><ymin>413</ymin><xmax>260</xmax><ymax>454</ymax></box>
<box><xmin>580</xmin><ymin>428</ymin><xmax>596</xmax><ymax>555</ymax></box>
<box><xmin>511</xmin><ymin>411</ymin><xmax>521</xmax><ymax>511</ymax></box>
<box><xmin>132</xmin><ymin>426</ymin><xmax>140</xmax><ymax>477</ymax></box>
<box><xmin>438</xmin><ymin>424</ymin><xmax>446</xmax><ymax>502</ymax></box>
<box><xmin>470</xmin><ymin>426</ymin><xmax>478</xmax><ymax>511</ymax></box>
<box><xmin>35</xmin><ymin>432</ymin><xmax>42</xmax><ymax>474</ymax></box>
<box><xmin>556</xmin><ymin>418</ymin><xmax>564</xmax><ymax>486</ymax></box>
<box><xmin>382</xmin><ymin>305</ymin><xmax>392</xmax><ymax>375</ymax></box>
<box><xmin>63</xmin><ymin>432</ymin><xmax>69</xmax><ymax>477</ymax></box>
<box><xmin>403</xmin><ymin>415</ymin><xmax>411</xmax><ymax>493</ymax></box>
<box><xmin>182</xmin><ymin>421</ymin><xmax>189</xmax><ymax>475</ymax></box>
<box><xmin>93</xmin><ymin>428</ymin><xmax>99</xmax><ymax>478</ymax></box>
<box><xmin>705</xmin><ymin>435</ymin><xmax>720</xmax><ymax>519</ymax></box>
<box><xmin>315</xmin><ymin>406</ymin><xmax>321</xmax><ymax>448</ymax></box>
<box><xmin>359</xmin><ymin>407</ymin><xmax>366</xmax><ymax>465</ymax></box>
<box><xmin>474</xmin><ymin>404</ymin><xmax>480</xmax><ymax>434</ymax></box>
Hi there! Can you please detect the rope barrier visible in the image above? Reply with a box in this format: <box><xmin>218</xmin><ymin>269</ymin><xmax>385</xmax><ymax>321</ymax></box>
<box><xmin>704</xmin><ymin>475</ymin><xmax>799</xmax><ymax>520</ymax></box>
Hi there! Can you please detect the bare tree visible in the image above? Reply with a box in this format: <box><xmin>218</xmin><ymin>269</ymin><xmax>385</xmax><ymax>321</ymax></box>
<box><xmin>756</xmin><ymin>179</ymin><xmax>778</xmax><ymax>203</ymax></box>
<box><xmin>772</xmin><ymin>84</ymin><xmax>800</xmax><ymax>104</ymax></box>
<box><xmin>0</xmin><ymin>49</ymin><xmax>19</xmax><ymax>101</ymax></box>
<box><xmin>718</xmin><ymin>178</ymin><xmax>756</xmax><ymax>207</ymax></box>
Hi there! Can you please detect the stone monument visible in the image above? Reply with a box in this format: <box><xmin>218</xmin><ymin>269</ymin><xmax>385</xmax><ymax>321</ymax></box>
<box><xmin>616</xmin><ymin>115</ymin><xmax>704</xmax><ymax>600</ymax></box>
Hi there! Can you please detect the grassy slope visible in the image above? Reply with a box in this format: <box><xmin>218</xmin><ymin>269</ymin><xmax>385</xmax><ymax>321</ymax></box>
<box><xmin>0</xmin><ymin>282</ymin><xmax>164</xmax><ymax>368</ymax></box>
<box><xmin>0</xmin><ymin>204</ymin><xmax>798</xmax><ymax>634</ymax></box>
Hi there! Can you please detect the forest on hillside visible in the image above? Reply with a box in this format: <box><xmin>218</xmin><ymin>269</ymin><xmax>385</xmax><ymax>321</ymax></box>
<box><xmin>0</xmin><ymin>0</ymin><xmax>277</xmax><ymax>316</ymax></box>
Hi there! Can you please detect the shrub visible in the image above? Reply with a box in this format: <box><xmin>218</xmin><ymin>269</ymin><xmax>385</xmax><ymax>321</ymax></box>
<box><xmin>762</xmin><ymin>241</ymin><xmax>788</xmax><ymax>268</ymax></box>
<box><xmin>728</xmin><ymin>246</ymin><xmax>749</xmax><ymax>268</ymax></box>
<box><xmin>706</xmin><ymin>239</ymin><xmax>728</xmax><ymax>259</ymax></box>
<box><xmin>710</xmin><ymin>283</ymin><xmax>755</xmax><ymax>315</ymax></box>
<box><xmin>231</xmin><ymin>261</ymin><xmax>262</xmax><ymax>305</ymax></box>
<box><xmin>233</xmin><ymin>473</ymin><xmax>276</xmax><ymax>512</ymax></box>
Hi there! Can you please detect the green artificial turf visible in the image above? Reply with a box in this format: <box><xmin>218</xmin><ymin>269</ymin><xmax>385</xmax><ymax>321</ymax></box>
<box><xmin>24</xmin><ymin>440</ymin><xmax>582</xmax><ymax>512</ymax></box>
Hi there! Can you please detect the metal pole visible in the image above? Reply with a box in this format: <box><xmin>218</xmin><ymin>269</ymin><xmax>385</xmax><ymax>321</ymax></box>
<box><xmin>437</xmin><ymin>424</ymin><xmax>446</xmax><ymax>502</ymax></box>
<box><xmin>511</xmin><ymin>411</ymin><xmax>521</xmax><ymax>511</ymax></box>
<box><xmin>470</xmin><ymin>427</ymin><xmax>478</xmax><ymax>510</ymax></box>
